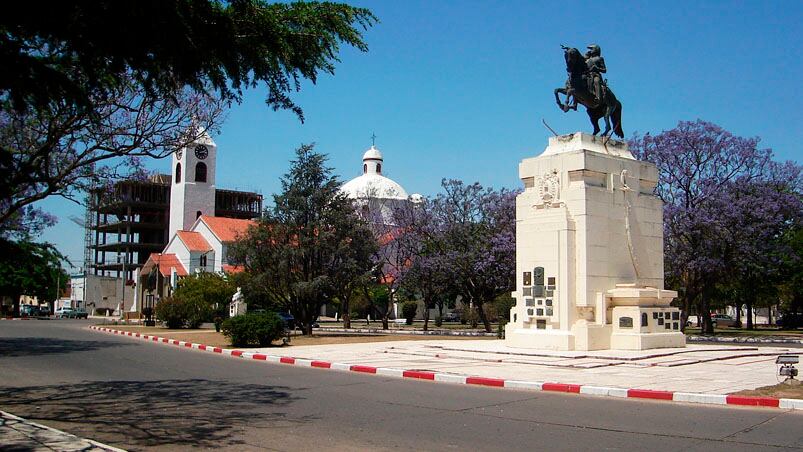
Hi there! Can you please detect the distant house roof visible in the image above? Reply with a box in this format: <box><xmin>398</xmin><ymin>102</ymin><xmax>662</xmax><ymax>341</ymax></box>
<box><xmin>222</xmin><ymin>264</ymin><xmax>245</xmax><ymax>274</ymax></box>
<box><xmin>176</xmin><ymin>230</ymin><xmax>212</xmax><ymax>252</ymax></box>
<box><xmin>141</xmin><ymin>253</ymin><xmax>188</xmax><ymax>277</ymax></box>
<box><xmin>198</xmin><ymin>215</ymin><xmax>255</xmax><ymax>242</ymax></box>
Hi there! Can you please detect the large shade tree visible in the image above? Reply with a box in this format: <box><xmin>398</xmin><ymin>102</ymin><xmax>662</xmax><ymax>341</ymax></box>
<box><xmin>630</xmin><ymin>120</ymin><xmax>802</xmax><ymax>333</ymax></box>
<box><xmin>1</xmin><ymin>1</ymin><xmax>377</xmax><ymax>120</ymax></box>
<box><xmin>228</xmin><ymin>144</ymin><xmax>377</xmax><ymax>334</ymax></box>
<box><xmin>0</xmin><ymin>0</ymin><xmax>376</xmax><ymax>236</ymax></box>
<box><xmin>0</xmin><ymin>239</ymin><xmax>68</xmax><ymax>316</ymax></box>
<box><xmin>0</xmin><ymin>82</ymin><xmax>223</xmax><ymax>236</ymax></box>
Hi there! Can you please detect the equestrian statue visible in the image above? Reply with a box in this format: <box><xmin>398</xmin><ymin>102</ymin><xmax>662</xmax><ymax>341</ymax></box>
<box><xmin>554</xmin><ymin>44</ymin><xmax>624</xmax><ymax>139</ymax></box>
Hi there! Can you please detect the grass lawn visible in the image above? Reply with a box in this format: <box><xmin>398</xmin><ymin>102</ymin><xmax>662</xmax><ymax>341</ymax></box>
<box><xmin>94</xmin><ymin>324</ymin><xmax>496</xmax><ymax>349</ymax></box>
<box><xmin>734</xmin><ymin>382</ymin><xmax>803</xmax><ymax>399</ymax></box>
<box><xmin>685</xmin><ymin>327</ymin><xmax>803</xmax><ymax>337</ymax></box>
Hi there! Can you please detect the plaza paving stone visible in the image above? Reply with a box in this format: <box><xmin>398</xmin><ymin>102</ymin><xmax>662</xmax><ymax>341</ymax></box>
<box><xmin>249</xmin><ymin>340</ymin><xmax>801</xmax><ymax>394</ymax></box>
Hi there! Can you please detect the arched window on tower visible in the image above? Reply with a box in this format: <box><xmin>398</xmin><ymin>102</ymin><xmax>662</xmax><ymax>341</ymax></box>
<box><xmin>175</xmin><ymin>163</ymin><xmax>182</xmax><ymax>183</ymax></box>
<box><xmin>363</xmin><ymin>163</ymin><xmax>367</xmax><ymax>174</ymax></box>
<box><xmin>376</xmin><ymin>163</ymin><xmax>382</xmax><ymax>174</ymax></box>
<box><xmin>195</xmin><ymin>162</ymin><xmax>207</xmax><ymax>182</ymax></box>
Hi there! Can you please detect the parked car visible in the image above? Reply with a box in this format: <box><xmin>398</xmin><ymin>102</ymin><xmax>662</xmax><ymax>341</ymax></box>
<box><xmin>442</xmin><ymin>311</ymin><xmax>461</xmax><ymax>322</ymax></box>
<box><xmin>38</xmin><ymin>305</ymin><xmax>51</xmax><ymax>317</ymax></box>
<box><xmin>277</xmin><ymin>312</ymin><xmax>296</xmax><ymax>330</ymax></box>
<box><xmin>20</xmin><ymin>304</ymin><xmax>40</xmax><ymax>317</ymax></box>
<box><xmin>55</xmin><ymin>307</ymin><xmax>74</xmax><ymax>318</ymax></box>
<box><xmin>710</xmin><ymin>314</ymin><xmax>737</xmax><ymax>328</ymax></box>
<box><xmin>71</xmin><ymin>308</ymin><xmax>89</xmax><ymax>319</ymax></box>
<box><xmin>777</xmin><ymin>312</ymin><xmax>803</xmax><ymax>329</ymax></box>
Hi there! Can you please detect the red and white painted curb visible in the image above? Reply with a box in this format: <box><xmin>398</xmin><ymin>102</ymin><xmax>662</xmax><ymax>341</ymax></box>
<box><xmin>88</xmin><ymin>325</ymin><xmax>803</xmax><ymax>411</ymax></box>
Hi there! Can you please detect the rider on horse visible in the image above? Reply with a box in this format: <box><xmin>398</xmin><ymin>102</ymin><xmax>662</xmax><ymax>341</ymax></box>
<box><xmin>584</xmin><ymin>44</ymin><xmax>606</xmax><ymax>106</ymax></box>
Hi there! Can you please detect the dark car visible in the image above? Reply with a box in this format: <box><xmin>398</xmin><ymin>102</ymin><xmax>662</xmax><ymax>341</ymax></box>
<box><xmin>38</xmin><ymin>305</ymin><xmax>52</xmax><ymax>317</ymax></box>
<box><xmin>20</xmin><ymin>304</ymin><xmax>40</xmax><ymax>317</ymax></box>
<box><xmin>777</xmin><ymin>312</ymin><xmax>803</xmax><ymax>329</ymax></box>
<box><xmin>442</xmin><ymin>311</ymin><xmax>461</xmax><ymax>322</ymax></box>
<box><xmin>277</xmin><ymin>312</ymin><xmax>296</xmax><ymax>330</ymax></box>
<box><xmin>71</xmin><ymin>308</ymin><xmax>89</xmax><ymax>319</ymax></box>
<box><xmin>710</xmin><ymin>314</ymin><xmax>737</xmax><ymax>328</ymax></box>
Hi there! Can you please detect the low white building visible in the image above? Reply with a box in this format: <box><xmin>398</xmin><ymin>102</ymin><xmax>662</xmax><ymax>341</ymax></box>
<box><xmin>135</xmin><ymin>215</ymin><xmax>255</xmax><ymax>310</ymax></box>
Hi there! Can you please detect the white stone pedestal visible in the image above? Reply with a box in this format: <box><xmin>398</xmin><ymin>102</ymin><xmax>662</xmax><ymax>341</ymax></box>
<box><xmin>505</xmin><ymin>132</ymin><xmax>684</xmax><ymax>351</ymax></box>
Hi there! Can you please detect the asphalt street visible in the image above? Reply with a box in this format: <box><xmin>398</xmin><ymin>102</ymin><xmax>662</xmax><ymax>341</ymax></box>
<box><xmin>1</xmin><ymin>320</ymin><xmax>801</xmax><ymax>451</ymax></box>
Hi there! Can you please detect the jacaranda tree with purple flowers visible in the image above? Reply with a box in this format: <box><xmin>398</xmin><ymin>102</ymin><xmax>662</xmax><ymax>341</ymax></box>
<box><xmin>408</xmin><ymin>179</ymin><xmax>517</xmax><ymax>333</ymax></box>
<box><xmin>0</xmin><ymin>80</ymin><xmax>224</xmax><ymax>238</ymax></box>
<box><xmin>630</xmin><ymin>120</ymin><xmax>802</xmax><ymax>333</ymax></box>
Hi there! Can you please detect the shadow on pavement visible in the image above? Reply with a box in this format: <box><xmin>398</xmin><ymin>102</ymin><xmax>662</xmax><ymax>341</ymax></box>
<box><xmin>0</xmin><ymin>337</ymin><xmax>132</xmax><ymax>357</ymax></box>
<box><xmin>0</xmin><ymin>379</ymin><xmax>304</xmax><ymax>448</ymax></box>
<box><xmin>0</xmin><ymin>337</ymin><xmax>135</xmax><ymax>358</ymax></box>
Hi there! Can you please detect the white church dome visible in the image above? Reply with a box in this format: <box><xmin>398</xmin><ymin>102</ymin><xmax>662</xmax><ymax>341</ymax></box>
<box><xmin>341</xmin><ymin>146</ymin><xmax>409</xmax><ymax>200</ymax></box>
<box><xmin>363</xmin><ymin>146</ymin><xmax>383</xmax><ymax>161</ymax></box>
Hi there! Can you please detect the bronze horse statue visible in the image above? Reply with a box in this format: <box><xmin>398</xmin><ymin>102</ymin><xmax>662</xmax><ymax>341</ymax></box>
<box><xmin>554</xmin><ymin>46</ymin><xmax>624</xmax><ymax>138</ymax></box>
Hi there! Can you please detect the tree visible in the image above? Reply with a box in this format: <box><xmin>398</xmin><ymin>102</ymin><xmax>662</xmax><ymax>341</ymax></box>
<box><xmin>1</xmin><ymin>1</ymin><xmax>377</xmax><ymax>121</ymax></box>
<box><xmin>629</xmin><ymin>120</ymin><xmax>801</xmax><ymax>333</ymax></box>
<box><xmin>714</xmin><ymin>173</ymin><xmax>802</xmax><ymax>329</ymax></box>
<box><xmin>0</xmin><ymin>80</ymin><xmax>223</xmax><ymax>234</ymax></box>
<box><xmin>777</xmin><ymin>226</ymin><xmax>803</xmax><ymax>318</ymax></box>
<box><xmin>172</xmin><ymin>272</ymin><xmax>236</xmax><ymax>326</ymax></box>
<box><xmin>393</xmin><ymin>198</ymin><xmax>453</xmax><ymax>331</ymax></box>
<box><xmin>1</xmin><ymin>1</ymin><xmax>376</xmax><ymax>236</ymax></box>
<box><xmin>0</xmin><ymin>238</ymin><xmax>67</xmax><ymax>316</ymax></box>
<box><xmin>420</xmin><ymin>180</ymin><xmax>517</xmax><ymax>333</ymax></box>
<box><xmin>229</xmin><ymin>144</ymin><xmax>377</xmax><ymax>335</ymax></box>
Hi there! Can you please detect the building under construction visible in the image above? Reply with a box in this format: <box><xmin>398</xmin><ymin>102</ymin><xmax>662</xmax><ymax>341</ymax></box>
<box><xmin>86</xmin><ymin>174</ymin><xmax>262</xmax><ymax>281</ymax></box>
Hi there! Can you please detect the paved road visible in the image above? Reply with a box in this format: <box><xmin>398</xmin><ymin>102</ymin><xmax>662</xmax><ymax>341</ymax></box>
<box><xmin>1</xmin><ymin>320</ymin><xmax>801</xmax><ymax>451</ymax></box>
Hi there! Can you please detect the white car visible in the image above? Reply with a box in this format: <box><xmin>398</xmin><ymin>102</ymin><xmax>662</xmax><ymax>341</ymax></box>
<box><xmin>55</xmin><ymin>307</ymin><xmax>74</xmax><ymax>318</ymax></box>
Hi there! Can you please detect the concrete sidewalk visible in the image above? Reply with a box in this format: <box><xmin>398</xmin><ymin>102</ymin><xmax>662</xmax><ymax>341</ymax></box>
<box><xmin>250</xmin><ymin>339</ymin><xmax>800</xmax><ymax>395</ymax></box>
<box><xmin>89</xmin><ymin>326</ymin><xmax>803</xmax><ymax>410</ymax></box>
<box><xmin>1</xmin><ymin>410</ymin><xmax>125</xmax><ymax>451</ymax></box>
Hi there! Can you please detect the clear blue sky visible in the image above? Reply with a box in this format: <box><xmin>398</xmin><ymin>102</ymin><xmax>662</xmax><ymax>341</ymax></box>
<box><xmin>37</xmin><ymin>0</ymin><xmax>803</xmax><ymax>270</ymax></box>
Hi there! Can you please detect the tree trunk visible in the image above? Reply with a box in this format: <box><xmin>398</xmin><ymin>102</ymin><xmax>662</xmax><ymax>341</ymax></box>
<box><xmin>734</xmin><ymin>302</ymin><xmax>742</xmax><ymax>326</ymax></box>
<box><xmin>679</xmin><ymin>292</ymin><xmax>692</xmax><ymax>332</ymax></box>
<box><xmin>342</xmin><ymin>296</ymin><xmax>351</xmax><ymax>329</ymax></box>
<box><xmin>382</xmin><ymin>290</ymin><xmax>392</xmax><ymax>330</ymax></box>
<box><xmin>476</xmin><ymin>302</ymin><xmax>491</xmax><ymax>333</ymax></box>
<box><xmin>745</xmin><ymin>297</ymin><xmax>754</xmax><ymax>330</ymax></box>
<box><xmin>700</xmin><ymin>292</ymin><xmax>714</xmax><ymax>334</ymax></box>
<box><xmin>423</xmin><ymin>299</ymin><xmax>430</xmax><ymax>332</ymax></box>
<box><xmin>12</xmin><ymin>297</ymin><xmax>20</xmax><ymax>318</ymax></box>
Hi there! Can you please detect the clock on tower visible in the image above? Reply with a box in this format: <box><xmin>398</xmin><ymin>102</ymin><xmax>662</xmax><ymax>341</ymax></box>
<box><xmin>194</xmin><ymin>144</ymin><xmax>208</xmax><ymax>160</ymax></box>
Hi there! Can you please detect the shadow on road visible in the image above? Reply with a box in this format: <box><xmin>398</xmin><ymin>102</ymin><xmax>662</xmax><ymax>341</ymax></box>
<box><xmin>0</xmin><ymin>379</ymin><xmax>304</xmax><ymax>448</ymax></box>
<box><xmin>0</xmin><ymin>337</ymin><xmax>132</xmax><ymax>357</ymax></box>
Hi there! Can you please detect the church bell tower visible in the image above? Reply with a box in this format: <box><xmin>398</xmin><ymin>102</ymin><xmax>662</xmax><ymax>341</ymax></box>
<box><xmin>169</xmin><ymin>130</ymin><xmax>217</xmax><ymax>238</ymax></box>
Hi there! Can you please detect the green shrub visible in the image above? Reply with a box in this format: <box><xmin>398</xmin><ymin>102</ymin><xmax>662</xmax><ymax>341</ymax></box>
<box><xmin>401</xmin><ymin>301</ymin><xmax>417</xmax><ymax>325</ymax></box>
<box><xmin>221</xmin><ymin>312</ymin><xmax>285</xmax><ymax>347</ymax></box>
<box><xmin>154</xmin><ymin>297</ymin><xmax>185</xmax><ymax>329</ymax></box>
<box><xmin>153</xmin><ymin>296</ymin><xmax>212</xmax><ymax>328</ymax></box>
<box><xmin>493</xmin><ymin>296</ymin><xmax>516</xmax><ymax>322</ymax></box>
<box><xmin>183</xmin><ymin>297</ymin><xmax>213</xmax><ymax>328</ymax></box>
<box><xmin>434</xmin><ymin>315</ymin><xmax>443</xmax><ymax>327</ymax></box>
<box><xmin>462</xmin><ymin>308</ymin><xmax>479</xmax><ymax>328</ymax></box>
